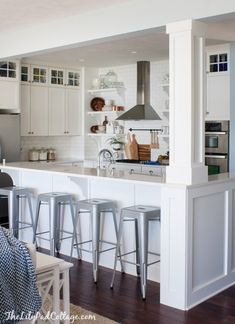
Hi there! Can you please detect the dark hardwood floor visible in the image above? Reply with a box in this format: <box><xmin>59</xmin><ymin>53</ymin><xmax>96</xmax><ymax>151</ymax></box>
<box><xmin>54</xmin><ymin>252</ymin><xmax>235</xmax><ymax>324</ymax></box>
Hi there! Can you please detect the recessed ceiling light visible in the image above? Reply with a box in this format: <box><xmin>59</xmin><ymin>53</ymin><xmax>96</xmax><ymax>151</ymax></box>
<box><xmin>131</xmin><ymin>51</ymin><xmax>137</xmax><ymax>54</ymax></box>
<box><xmin>79</xmin><ymin>58</ymin><xmax>85</xmax><ymax>62</ymax></box>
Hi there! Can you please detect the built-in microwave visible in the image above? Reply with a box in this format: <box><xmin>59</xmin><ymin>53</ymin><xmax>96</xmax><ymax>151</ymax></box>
<box><xmin>205</xmin><ymin>121</ymin><xmax>229</xmax><ymax>154</ymax></box>
<box><xmin>205</xmin><ymin>121</ymin><xmax>229</xmax><ymax>175</ymax></box>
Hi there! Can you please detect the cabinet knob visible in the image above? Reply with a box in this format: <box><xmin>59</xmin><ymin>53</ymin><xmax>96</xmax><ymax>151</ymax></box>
<box><xmin>32</xmin><ymin>131</ymin><xmax>34</xmax><ymax>134</ymax></box>
<box><xmin>28</xmin><ymin>131</ymin><xmax>31</xmax><ymax>134</ymax></box>
<box><xmin>149</xmin><ymin>170</ymin><xmax>153</xmax><ymax>175</ymax></box>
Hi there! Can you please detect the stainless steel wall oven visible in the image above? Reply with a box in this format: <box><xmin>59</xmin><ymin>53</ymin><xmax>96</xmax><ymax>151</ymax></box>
<box><xmin>205</xmin><ymin>121</ymin><xmax>229</xmax><ymax>175</ymax></box>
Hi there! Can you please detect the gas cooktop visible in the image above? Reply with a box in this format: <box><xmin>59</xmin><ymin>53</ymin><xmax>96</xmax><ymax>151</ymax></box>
<box><xmin>115</xmin><ymin>159</ymin><xmax>160</xmax><ymax>165</ymax></box>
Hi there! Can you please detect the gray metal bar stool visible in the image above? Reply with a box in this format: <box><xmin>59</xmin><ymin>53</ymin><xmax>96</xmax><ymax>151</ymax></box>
<box><xmin>0</xmin><ymin>177</ymin><xmax>34</xmax><ymax>239</ymax></box>
<box><xmin>110</xmin><ymin>205</ymin><xmax>160</xmax><ymax>299</ymax></box>
<box><xmin>33</xmin><ymin>192</ymin><xmax>80</xmax><ymax>258</ymax></box>
<box><xmin>72</xmin><ymin>198</ymin><xmax>123</xmax><ymax>283</ymax></box>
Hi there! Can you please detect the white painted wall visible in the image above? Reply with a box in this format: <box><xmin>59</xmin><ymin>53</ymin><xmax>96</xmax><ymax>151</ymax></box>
<box><xmin>1</xmin><ymin>0</ymin><xmax>235</xmax><ymax>59</ymax></box>
<box><xmin>85</xmin><ymin>60</ymin><xmax>169</xmax><ymax>159</ymax></box>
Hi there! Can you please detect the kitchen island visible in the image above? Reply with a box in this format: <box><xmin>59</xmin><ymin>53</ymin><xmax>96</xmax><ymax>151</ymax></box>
<box><xmin>0</xmin><ymin>161</ymin><xmax>163</xmax><ymax>282</ymax></box>
<box><xmin>2</xmin><ymin>162</ymin><xmax>235</xmax><ymax>311</ymax></box>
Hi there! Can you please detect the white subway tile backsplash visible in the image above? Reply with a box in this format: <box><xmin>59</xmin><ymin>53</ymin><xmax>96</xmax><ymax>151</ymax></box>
<box><xmin>21</xmin><ymin>136</ymin><xmax>84</xmax><ymax>161</ymax></box>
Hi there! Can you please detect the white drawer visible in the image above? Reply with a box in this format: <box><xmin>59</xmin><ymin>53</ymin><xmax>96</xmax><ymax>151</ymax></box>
<box><xmin>141</xmin><ymin>165</ymin><xmax>165</xmax><ymax>176</ymax></box>
<box><xmin>111</xmin><ymin>163</ymin><xmax>142</xmax><ymax>173</ymax></box>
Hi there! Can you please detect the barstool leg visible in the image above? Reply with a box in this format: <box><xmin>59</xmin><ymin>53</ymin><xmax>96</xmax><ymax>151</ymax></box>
<box><xmin>33</xmin><ymin>199</ymin><xmax>41</xmax><ymax>245</ymax></box>
<box><xmin>91</xmin><ymin>206</ymin><xmax>100</xmax><ymax>283</ymax></box>
<box><xmin>110</xmin><ymin>212</ymin><xmax>124</xmax><ymax>288</ymax></box>
<box><xmin>111</xmin><ymin>208</ymin><xmax>124</xmax><ymax>273</ymax></box>
<box><xmin>26</xmin><ymin>192</ymin><xmax>35</xmax><ymax>233</ymax></box>
<box><xmin>135</xmin><ymin>218</ymin><xmax>140</xmax><ymax>276</ymax></box>
<box><xmin>49</xmin><ymin>198</ymin><xmax>57</xmax><ymax>256</ymax></box>
<box><xmin>55</xmin><ymin>202</ymin><xmax>61</xmax><ymax>253</ymax></box>
<box><xmin>69</xmin><ymin>199</ymin><xmax>81</xmax><ymax>260</ymax></box>
<box><xmin>138</xmin><ymin>215</ymin><xmax>148</xmax><ymax>299</ymax></box>
<box><xmin>8</xmin><ymin>191</ymin><xmax>19</xmax><ymax>238</ymax></box>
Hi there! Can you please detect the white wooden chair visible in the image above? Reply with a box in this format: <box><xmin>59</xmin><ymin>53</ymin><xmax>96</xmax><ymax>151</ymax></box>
<box><xmin>27</xmin><ymin>245</ymin><xmax>73</xmax><ymax>324</ymax></box>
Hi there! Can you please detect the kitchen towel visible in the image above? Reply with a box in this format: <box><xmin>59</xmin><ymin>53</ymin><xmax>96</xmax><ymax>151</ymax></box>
<box><xmin>0</xmin><ymin>226</ymin><xmax>41</xmax><ymax>323</ymax></box>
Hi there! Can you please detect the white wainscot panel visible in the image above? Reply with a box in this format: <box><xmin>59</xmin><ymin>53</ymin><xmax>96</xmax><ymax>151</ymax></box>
<box><xmin>232</xmin><ymin>189</ymin><xmax>235</xmax><ymax>271</ymax></box>
<box><xmin>52</xmin><ymin>175</ymin><xmax>88</xmax><ymax>201</ymax></box>
<box><xmin>192</xmin><ymin>192</ymin><xmax>226</xmax><ymax>291</ymax></box>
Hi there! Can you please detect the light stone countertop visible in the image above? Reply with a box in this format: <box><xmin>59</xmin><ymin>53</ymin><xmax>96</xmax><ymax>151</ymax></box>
<box><xmin>0</xmin><ymin>161</ymin><xmax>165</xmax><ymax>186</ymax></box>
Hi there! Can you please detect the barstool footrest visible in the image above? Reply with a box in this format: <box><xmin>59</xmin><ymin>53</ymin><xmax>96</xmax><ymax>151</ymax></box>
<box><xmin>117</xmin><ymin>249</ymin><xmax>160</xmax><ymax>267</ymax></box>
<box><xmin>73</xmin><ymin>239</ymin><xmax>117</xmax><ymax>254</ymax></box>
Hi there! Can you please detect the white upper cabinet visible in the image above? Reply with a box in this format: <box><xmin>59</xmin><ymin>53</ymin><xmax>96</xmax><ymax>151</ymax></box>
<box><xmin>21</xmin><ymin>64</ymin><xmax>81</xmax><ymax>136</ymax></box>
<box><xmin>206</xmin><ymin>44</ymin><xmax>230</xmax><ymax>121</ymax></box>
<box><xmin>0</xmin><ymin>60</ymin><xmax>20</xmax><ymax>112</ymax></box>
<box><xmin>20</xmin><ymin>64</ymin><xmax>49</xmax><ymax>136</ymax></box>
<box><xmin>66</xmin><ymin>87</ymin><xmax>81</xmax><ymax>135</ymax></box>
<box><xmin>48</xmin><ymin>68</ymin><xmax>81</xmax><ymax>136</ymax></box>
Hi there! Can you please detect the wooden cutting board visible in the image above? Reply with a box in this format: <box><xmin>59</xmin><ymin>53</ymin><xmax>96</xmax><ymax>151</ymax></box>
<box><xmin>138</xmin><ymin>144</ymin><xmax>150</xmax><ymax>161</ymax></box>
<box><xmin>129</xmin><ymin>134</ymin><xmax>139</xmax><ymax>160</ymax></box>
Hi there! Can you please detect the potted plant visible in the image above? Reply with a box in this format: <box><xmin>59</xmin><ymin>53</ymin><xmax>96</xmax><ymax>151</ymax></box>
<box><xmin>106</xmin><ymin>136</ymin><xmax>125</xmax><ymax>151</ymax></box>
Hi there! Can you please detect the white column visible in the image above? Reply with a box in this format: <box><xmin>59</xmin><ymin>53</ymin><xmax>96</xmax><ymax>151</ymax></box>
<box><xmin>166</xmin><ymin>20</ymin><xmax>208</xmax><ymax>185</ymax></box>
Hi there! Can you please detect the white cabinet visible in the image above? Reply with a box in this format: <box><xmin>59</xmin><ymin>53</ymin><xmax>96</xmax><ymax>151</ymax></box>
<box><xmin>0</xmin><ymin>61</ymin><xmax>20</xmax><ymax>112</ymax></box>
<box><xmin>206</xmin><ymin>45</ymin><xmax>230</xmax><ymax>121</ymax></box>
<box><xmin>49</xmin><ymin>87</ymin><xmax>81</xmax><ymax>135</ymax></box>
<box><xmin>206</xmin><ymin>74</ymin><xmax>230</xmax><ymax>120</ymax></box>
<box><xmin>48</xmin><ymin>68</ymin><xmax>81</xmax><ymax>135</ymax></box>
<box><xmin>20</xmin><ymin>64</ymin><xmax>49</xmax><ymax>136</ymax></box>
<box><xmin>20</xmin><ymin>65</ymin><xmax>81</xmax><ymax>136</ymax></box>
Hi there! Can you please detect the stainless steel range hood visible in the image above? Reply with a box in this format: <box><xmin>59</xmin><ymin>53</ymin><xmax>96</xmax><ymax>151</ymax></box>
<box><xmin>116</xmin><ymin>61</ymin><xmax>161</xmax><ymax>120</ymax></box>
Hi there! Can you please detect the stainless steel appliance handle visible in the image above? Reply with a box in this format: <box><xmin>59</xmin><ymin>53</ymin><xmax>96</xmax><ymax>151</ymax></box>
<box><xmin>205</xmin><ymin>155</ymin><xmax>227</xmax><ymax>159</ymax></box>
<box><xmin>205</xmin><ymin>131</ymin><xmax>227</xmax><ymax>135</ymax></box>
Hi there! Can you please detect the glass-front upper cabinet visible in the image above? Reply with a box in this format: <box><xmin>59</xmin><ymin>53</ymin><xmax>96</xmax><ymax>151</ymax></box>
<box><xmin>209</xmin><ymin>53</ymin><xmax>228</xmax><ymax>72</ymax></box>
<box><xmin>31</xmin><ymin>66</ymin><xmax>48</xmax><ymax>85</ymax></box>
<box><xmin>207</xmin><ymin>44</ymin><xmax>230</xmax><ymax>74</ymax></box>
<box><xmin>50</xmin><ymin>68</ymin><xmax>64</xmax><ymax>86</ymax></box>
<box><xmin>0</xmin><ymin>61</ymin><xmax>18</xmax><ymax>79</ymax></box>
<box><xmin>67</xmin><ymin>70</ymin><xmax>80</xmax><ymax>87</ymax></box>
<box><xmin>21</xmin><ymin>65</ymin><xmax>29</xmax><ymax>82</ymax></box>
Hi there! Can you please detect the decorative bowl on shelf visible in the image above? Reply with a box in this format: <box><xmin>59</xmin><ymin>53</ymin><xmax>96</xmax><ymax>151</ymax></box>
<box><xmin>90</xmin><ymin>125</ymin><xmax>99</xmax><ymax>133</ymax></box>
<box><xmin>90</xmin><ymin>97</ymin><xmax>105</xmax><ymax>111</ymax></box>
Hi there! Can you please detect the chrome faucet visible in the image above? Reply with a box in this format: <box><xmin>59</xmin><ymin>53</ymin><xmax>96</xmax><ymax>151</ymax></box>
<box><xmin>97</xmin><ymin>149</ymin><xmax>114</xmax><ymax>169</ymax></box>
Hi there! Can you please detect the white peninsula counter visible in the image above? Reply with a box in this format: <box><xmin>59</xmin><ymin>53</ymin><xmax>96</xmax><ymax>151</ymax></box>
<box><xmin>2</xmin><ymin>162</ymin><xmax>235</xmax><ymax>312</ymax></box>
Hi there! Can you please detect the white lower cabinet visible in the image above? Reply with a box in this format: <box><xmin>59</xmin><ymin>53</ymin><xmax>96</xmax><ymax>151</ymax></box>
<box><xmin>21</xmin><ymin>84</ymin><xmax>49</xmax><ymax>136</ymax></box>
<box><xmin>49</xmin><ymin>87</ymin><xmax>81</xmax><ymax>136</ymax></box>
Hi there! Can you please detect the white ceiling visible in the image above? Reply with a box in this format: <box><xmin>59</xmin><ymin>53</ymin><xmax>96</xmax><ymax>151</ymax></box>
<box><xmin>1</xmin><ymin>1</ymin><xmax>234</xmax><ymax>68</ymax></box>
<box><xmin>24</xmin><ymin>29</ymin><xmax>169</xmax><ymax>67</ymax></box>
<box><xmin>0</xmin><ymin>0</ymin><xmax>132</xmax><ymax>31</ymax></box>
